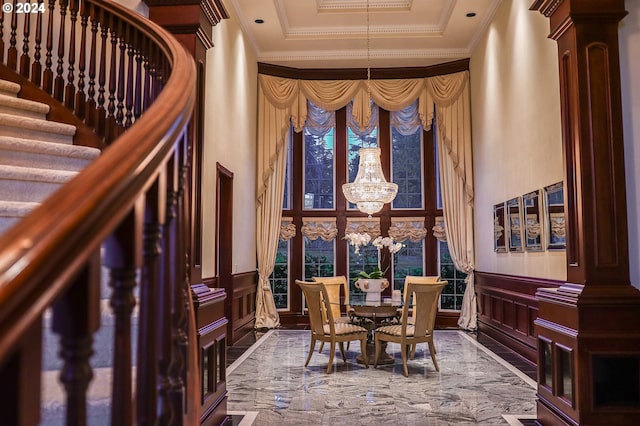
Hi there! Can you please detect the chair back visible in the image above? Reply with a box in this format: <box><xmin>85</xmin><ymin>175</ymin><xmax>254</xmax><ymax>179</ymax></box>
<box><xmin>297</xmin><ymin>280</ymin><xmax>334</xmax><ymax>336</ymax></box>
<box><xmin>401</xmin><ymin>282</ymin><xmax>446</xmax><ymax>337</ymax></box>
<box><xmin>312</xmin><ymin>276</ymin><xmax>350</xmax><ymax>319</ymax></box>
<box><xmin>404</xmin><ymin>276</ymin><xmax>443</xmax><ymax>319</ymax></box>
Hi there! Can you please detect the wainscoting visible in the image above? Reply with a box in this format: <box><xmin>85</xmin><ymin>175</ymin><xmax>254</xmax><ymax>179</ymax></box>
<box><xmin>204</xmin><ymin>271</ymin><xmax>257</xmax><ymax>346</ymax></box>
<box><xmin>474</xmin><ymin>271</ymin><xmax>563</xmax><ymax>365</ymax></box>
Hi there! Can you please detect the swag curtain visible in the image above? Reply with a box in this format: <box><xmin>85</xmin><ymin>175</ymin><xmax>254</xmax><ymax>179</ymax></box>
<box><xmin>255</xmin><ymin>71</ymin><xmax>476</xmax><ymax>330</ymax></box>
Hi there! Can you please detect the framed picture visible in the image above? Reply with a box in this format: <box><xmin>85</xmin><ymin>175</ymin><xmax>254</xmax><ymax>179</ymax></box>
<box><xmin>507</xmin><ymin>197</ymin><xmax>523</xmax><ymax>252</ymax></box>
<box><xmin>544</xmin><ymin>182</ymin><xmax>566</xmax><ymax>250</ymax></box>
<box><xmin>523</xmin><ymin>190</ymin><xmax>543</xmax><ymax>252</ymax></box>
<box><xmin>494</xmin><ymin>202</ymin><xmax>507</xmax><ymax>253</ymax></box>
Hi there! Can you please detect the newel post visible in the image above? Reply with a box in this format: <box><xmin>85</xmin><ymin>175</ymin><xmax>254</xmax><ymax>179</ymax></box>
<box><xmin>530</xmin><ymin>1</ymin><xmax>640</xmax><ymax>425</ymax></box>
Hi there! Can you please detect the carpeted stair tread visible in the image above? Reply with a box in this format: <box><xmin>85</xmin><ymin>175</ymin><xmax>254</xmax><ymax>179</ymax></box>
<box><xmin>0</xmin><ymin>93</ymin><xmax>50</xmax><ymax>119</ymax></box>
<box><xmin>0</xmin><ymin>136</ymin><xmax>100</xmax><ymax>171</ymax></box>
<box><xmin>0</xmin><ymin>112</ymin><xmax>76</xmax><ymax>144</ymax></box>
<box><xmin>0</xmin><ymin>200</ymin><xmax>41</xmax><ymax>234</ymax></box>
<box><xmin>0</xmin><ymin>164</ymin><xmax>78</xmax><ymax>183</ymax></box>
<box><xmin>0</xmin><ymin>200</ymin><xmax>40</xmax><ymax>216</ymax></box>
<box><xmin>0</xmin><ymin>79</ymin><xmax>20</xmax><ymax>97</ymax></box>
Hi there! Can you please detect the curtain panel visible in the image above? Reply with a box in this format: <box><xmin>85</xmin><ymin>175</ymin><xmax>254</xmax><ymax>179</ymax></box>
<box><xmin>255</xmin><ymin>71</ymin><xmax>476</xmax><ymax>330</ymax></box>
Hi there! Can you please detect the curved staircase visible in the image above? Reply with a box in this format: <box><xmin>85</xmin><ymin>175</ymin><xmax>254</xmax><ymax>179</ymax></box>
<box><xmin>0</xmin><ymin>79</ymin><xmax>100</xmax><ymax>235</ymax></box>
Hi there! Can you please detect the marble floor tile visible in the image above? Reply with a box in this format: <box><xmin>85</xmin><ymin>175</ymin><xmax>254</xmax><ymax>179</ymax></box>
<box><xmin>227</xmin><ymin>330</ymin><xmax>537</xmax><ymax>425</ymax></box>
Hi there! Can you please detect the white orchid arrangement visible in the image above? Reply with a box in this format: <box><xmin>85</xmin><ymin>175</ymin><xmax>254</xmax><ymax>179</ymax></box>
<box><xmin>344</xmin><ymin>232</ymin><xmax>404</xmax><ymax>280</ymax></box>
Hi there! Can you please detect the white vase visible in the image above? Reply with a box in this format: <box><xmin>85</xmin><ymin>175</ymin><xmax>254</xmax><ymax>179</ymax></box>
<box><xmin>355</xmin><ymin>278</ymin><xmax>389</xmax><ymax>303</ymax></box>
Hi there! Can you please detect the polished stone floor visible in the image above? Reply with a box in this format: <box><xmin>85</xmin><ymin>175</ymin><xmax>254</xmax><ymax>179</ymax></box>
<box><xmin>226</xmin><ymin>329</ymin><xmax>537</xmax><ymax>425</ymax></box>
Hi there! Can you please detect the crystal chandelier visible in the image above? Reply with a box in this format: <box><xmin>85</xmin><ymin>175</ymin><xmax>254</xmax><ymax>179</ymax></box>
<box><xmin>341</xmin><ymin>1</ymin><xmax>398</xmax><ymax>216</ymax></box>
<box><xmin>343</xmin><ymin>147</ymin><xmax>398</xmax><ymax>215</ymax></box>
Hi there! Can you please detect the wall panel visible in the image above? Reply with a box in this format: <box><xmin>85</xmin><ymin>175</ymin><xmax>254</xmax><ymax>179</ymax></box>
<box><xmin>475</xmin><ymin>271</ymin><xmax>563</xmax><ymax>364</ymax></box>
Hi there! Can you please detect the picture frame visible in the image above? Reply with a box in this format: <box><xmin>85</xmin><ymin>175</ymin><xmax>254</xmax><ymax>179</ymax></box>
<box><xmin>544</xmin><ymin>182</ymin><xmax>566</xmax><ymax>250</ymax></box>
<box><xmin>507</xmin><ymin>197</ymin><xmax>524</xmax><ymax>252</ymax></box>
<box><xmin>523</xmin><ymin>190</ymin><xmax>543</xmax><ymax>252</ymax></box>
<box><xmin>494</xmin><ymin>202</ymin><xmax>507</xmax><ymax>253</ymax></box>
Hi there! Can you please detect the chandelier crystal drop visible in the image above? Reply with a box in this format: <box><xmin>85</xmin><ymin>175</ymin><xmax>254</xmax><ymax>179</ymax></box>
<box><xmin>342</xmin><ymin>147</ymin><xmax>398</xmax><ymax>216</ymax></box>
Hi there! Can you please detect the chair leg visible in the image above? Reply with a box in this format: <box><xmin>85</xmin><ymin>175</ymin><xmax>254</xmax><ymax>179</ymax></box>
<box><xmin>428</xmin><ymin>341</ymin><xmax>439</xmax><ymax>371</ymax></box>
<box><xmin>409</xmin><ymin>343</ymin><xmax>417</xmax><ymax>360</ymax></box>
<box><xmin>339</xmin><ymin>342</ymin><xmax>346</xmax><ymax>362</ymax></box>
<box><xmin>305</xmin><ymin>337</ymin><xmax>317</xmax><ymax>367</ymax></box>
<box><xmin>401</xmin><ymin>344</ymin><xmax>409</xmax><ymax>377</ymax></box>
<box><xmin>326</xmin><ymin>341</ymin><xmax>336</xmax><ymax>374</ymax></box>
<box><xmin>318</xmin><ymin>341</ymin><xmax>325</xmax><ymax>353</ymax></box>
<box><xmin>360</xmin><ymin>337</ymin><xmax>369</xmax><ymax>368</ymax></box>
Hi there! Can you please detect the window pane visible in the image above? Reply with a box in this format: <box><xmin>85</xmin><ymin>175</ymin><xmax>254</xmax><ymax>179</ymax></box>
<box><xmin>438</xmin><ymin>240</ymin><xmax>467</xmax><ymax>311</ymax></box>
<box><xmin>283</xmin><ymin>131</ymin><xmax>293</xmax><ymax>209</ymax></box>
<box><xmin>304</xmin><ymin>238</ymin><xmax>335</xmax><ymax>280</ymax></box>
<box><xmin>269</xmin><ymin>239</ymin><xmax>289</xmax><ymax>310</ymax></box>
<box><xmin>347</xmin><ymin>243</ymin><xmax>379</xmax><ymax>295</ymax></box>
<box><xmin>434</xmin><ymin>127</ymin><xmax>443</xmax><ymax>210</ymax></box>
<box><xmin>391</xmin><ymin>127</ymin><xmax>423</xmax><ymax>209</ymax></box>
<box><xmin>347</xmin><ymin>127</ymin><xmax>378</xmax><ymax>209</ymax></box>
<box><xmin>392</xmin><ymin>239</ymin><xmax>424</xmax><ymax>294</ymax></box>
<box><xmin>304</xmin><ymin>128</ymin><xmax>335</xmax><ymax>209</ymax></box>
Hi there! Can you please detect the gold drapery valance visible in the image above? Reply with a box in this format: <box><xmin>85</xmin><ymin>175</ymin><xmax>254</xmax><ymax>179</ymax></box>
<box><xmin>432</xmin><ymin>216</ymin><xmax>447</xmax><ymax>242</ymax></box>
<box><xmin>345</xmin><ymin>217</ymin><xmax>381</xmax><ymax>239</ymax></box>
<box><xmin>388</xmin><ymin>217</ymin><xmax>428</xmax><ymax>243</ymax></box>
<box><xmin>279</xmin><ymin>217</ymin><xmax>296</xmax><ymax>241</ymax></box>
<box><xmin>256</xmin><ymin>71</ymin><xmax>472</xmax><ymax>206</ymax></box>
<box><xmin>301</xmin><ymin>217</ymin><xmax>338</xmax><ymax>241</ymax></box>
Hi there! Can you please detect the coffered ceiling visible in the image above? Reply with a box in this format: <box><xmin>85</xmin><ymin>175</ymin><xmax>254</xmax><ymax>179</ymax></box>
<box><xmin>226</xmin><ymin>0</ymin><xmax>502</xmax><ymax>69</ymax></box>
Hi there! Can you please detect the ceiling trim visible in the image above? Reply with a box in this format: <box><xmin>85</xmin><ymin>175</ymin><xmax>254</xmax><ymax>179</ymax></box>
<box><xmin>316</xmin><ymin>0</ymin><xmax>413</xmax><ymax>11</ymax></box>
<box><xmin>257</xmin><ymin>47</ymin><xmax>469</xmax><ymax>64</ymax></box>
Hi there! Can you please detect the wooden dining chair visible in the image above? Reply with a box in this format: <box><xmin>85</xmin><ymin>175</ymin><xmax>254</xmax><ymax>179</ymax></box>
<box><xmin>312</xmin><ymin>275</ymin><xmax>353</xmax><ymax>353</ymax></box>
<box><xmin>404</xmin><ymin>275</ymin><xmax>443</xmax><ymax>359</ymax></box>
<box><xmin>297</xmin><ymin>280</ymin><xmax>369</xmax><ymax>373</ymax></box>
<box><xmin>374</xmin><ymin>281</ymin><xmax>446</xmax><ymax>377</ymax></box>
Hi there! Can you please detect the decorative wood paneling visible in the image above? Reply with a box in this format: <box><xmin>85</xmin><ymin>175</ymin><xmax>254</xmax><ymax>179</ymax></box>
<box><xmin>192</xmin><ymin>285</ymin><xmax>228</xmax><ymax>426</ymax></box>
<box><xmin>205</xmin><ymin>273</ymin><xmax>258</xmax><ymax>346</ymax></box>
<box><xmin>475</xmin><ymin>271</ymin><xmax>563</xmax><ymax>364</ymax></box>
<box><xmin>230</xmin><ymin>272</ymin><xmax>257</xmax><ymax>345</ymax></box>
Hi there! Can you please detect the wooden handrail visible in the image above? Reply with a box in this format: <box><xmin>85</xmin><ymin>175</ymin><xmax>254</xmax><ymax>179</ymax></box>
<box><xmin>0</xmin><ymin>1</ymin><xmax>197</xmax><ymax>424</ymax></box>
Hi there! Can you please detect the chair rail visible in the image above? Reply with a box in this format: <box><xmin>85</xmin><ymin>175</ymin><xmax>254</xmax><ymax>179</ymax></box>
<box><xmin>0</xmin><ymin>0</ymin><xmax>197</xmax><ymax>424</ymax></box>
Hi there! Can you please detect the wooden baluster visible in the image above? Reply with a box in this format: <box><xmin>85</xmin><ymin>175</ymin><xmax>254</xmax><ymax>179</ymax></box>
<box><xmin>137</xmin><ymin>180</ymin><xmax>164</xmax><ymax>426</ymax></box>
<box><xmin>133</xmin><ymin>43</ymin><xmax>143</xmax><ymax>122</ymax></box>
<box><xmin>178</xmin><ymin>140</ymin><xmax>191</xmax><ymax>401</ymax></box>
<box><xmin>43</xmin><ymin>0</ymin><xmax>55</xmax><ymax>93</ymax></box>
<box><xmin>104</xmin><ymin>210</ymin><xmax>140</xmax><ymax>426</ymax></box>
<box><xmin>19</xmin><ymin>0</ymin><xmax>31</xmax><ymax>77</ymax></box>
<box><xmin>85</xmin><ymin>2</ymin><xmax>98</xmax><ymax>125</ymax></box>
<box><xmin>96</xmin><ymin>11</ymin><xmax>108</xmax><ymax>140</ymax></box>
<box><xmin>106</xmin><ymin>15</ymin><xmax>118</xmax><ymax>143</ymax></box>
<box><xmin>124</xmin><ymin>28</ymin><xmax>135</xmax><ymax>128</ymax></box>
<box><xmin>65</xmin><ymin>0</ymin><xmax>78</xmax><ymax>110</ymax></box>
<box><xmin>31</xmin><ymin>0</ymin><xmax>44</xmax><ymax>85</ymax></box>
<box><xmin>115</xmin><ymin>20</ymin><xmax>126</xmax><ymax>132</ymax></box>
<box><xmin>143</xmin><ymin>40</ymin><xmax>154</xmax><ymax>111</ymax></box>
<box><xmin>51</xmin><ymin>251</ymin><xmax>101</xmax><ymax>426</ymax></box>
<box><xmin>7</xmin><ymin>0</ymin><xmax>18</xmax><ymax>69</ymax></box>
<box><xmin>75</xmin><ymin>0</ymin><xmax>88</xmax><ymax>119</ymax></box>
<box><xmin>1</xmin><ymin>4</ymin><xmax>5</xmax><ymax>62</ymax></box>
<box><xmin>166</xmin><ymin>152</ymin><xmax>185</xmax><ymax>420</ymax></box>
<box><xmin>0</xmin><ymin>321</ymin><xmax>42</xmax><ymax>425</ymax></box>
<box><xmin>156</xmin><ymin>172</ymin><xmax>173</xmax><ymax>423</ymax></box>
<box><xmin>54</xmin><ymin>0</ymin><xmax>69</xmax><ymax>102</ymax></box>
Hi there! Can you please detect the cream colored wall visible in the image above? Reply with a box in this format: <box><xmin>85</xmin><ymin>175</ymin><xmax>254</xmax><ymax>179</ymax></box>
<box><xmin>620</xmin><ymin>1</ymin><xmax>640</xmax><ymax>289</ymax></box>
<box><xmin>201</xmin><ymin>2</ymin><xmax>257</xmax><ymax>278</ymax></box>
<box><xmin>470</xmin><ymin>0</ymin><xmax>566</xmax><ymax>279</ymax></box>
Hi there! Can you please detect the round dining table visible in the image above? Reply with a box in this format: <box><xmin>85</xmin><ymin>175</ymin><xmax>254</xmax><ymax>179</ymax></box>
<box><xmin>347</xmin><ymin>294</ymin><xmax>401</xmax><ymax>365</ymax></box>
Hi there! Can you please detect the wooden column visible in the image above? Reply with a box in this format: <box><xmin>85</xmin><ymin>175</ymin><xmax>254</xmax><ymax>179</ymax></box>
<box><xmin>143</xmin><ymin>1</ymin><xmax>229</xmax><ymax>424</ymax></box>
<box><xmin>530</xmin><ymin>1</ymin><xmax>640</xmax><ymax>424</ymax></box>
